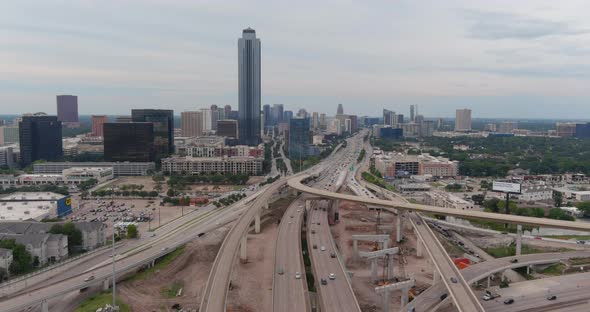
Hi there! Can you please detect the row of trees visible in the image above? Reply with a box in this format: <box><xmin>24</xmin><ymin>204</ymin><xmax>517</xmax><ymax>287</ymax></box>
<box><xmin>212</xmin><ymin>193</ymin><xmax>246</xmax><ymax>207</ymax></box>
<box><xmin>0</xmin><ymin>239</ymin><xmax>34</xmax><ymax>277</ymax></box>
<box><xmin>49</xmin><ymin>222</ymin><xmax>83</xmax><ymax>254</ymax></box>
<box><xmin>90</xmin><ymin>189</ymin><xmax>159</xmax><ymax>198</ymax></box>
<box><xmin>0</xmin><ymin>185</ymin><xmax>69</xmax><ymax>196</ymax></box>
<box><xmin>482</xmin><ymin>198</ymin><xmax>574</xmax><ymax>221</ymax></box>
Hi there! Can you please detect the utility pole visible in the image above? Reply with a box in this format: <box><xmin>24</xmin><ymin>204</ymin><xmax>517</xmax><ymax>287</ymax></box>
<box><xmin>112</xmin><ymin>227</ymin><xmax>116</xmax><ymax>308</ymax></box>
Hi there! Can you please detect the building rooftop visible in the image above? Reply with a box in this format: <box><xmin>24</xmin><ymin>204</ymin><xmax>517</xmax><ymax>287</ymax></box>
<box><xmin>0</xmin><ymin>201</ymin><xmax>54</xmax><ymax>221</ymax></box>
<box><xmin>0</xmin><ymin>192</ymin><xmax>65</xmax><ymax>202</ymax></box>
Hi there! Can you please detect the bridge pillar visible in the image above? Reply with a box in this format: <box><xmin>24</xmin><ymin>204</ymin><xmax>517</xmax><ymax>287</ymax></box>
<box><xmin>240</xmin><ymin>235</ymin><xmax>248</xmax><ymax>261</ymax></box>
<box><xmin>416</xmin><ymin>239</ymin><xmax>424</xmax><ymax>258</ymax></box>
<box><xmin>396</xmin><ymin>213</ymin><xmax>403</xmax><ymax>243</ymax></box>
<box><xmin>41</xmin><ymin>300</ymin><xmax>49</xmax><ymax>312</ymax></box>
<box><xmin>516</xmin><ymin>224</ymin><xmax>523</xmax><ymax>256</ymax></box>
<box><xmin>487</xmin><ymin>275</ymin><xmax>491</xmax><ymax>288</ymax></box>
<box><xmin>401</xmin><ymin>286</ymin><xmax>410</xmax><ymax>307</ymax></box>
<box><xmin>527</xmin><ymin>265</ymin><xmax>530</xmax><ymax>275</ymax></box>
<box><xmin>381</xmin><ymin>289</ymin><xmax>390</xmax><ymax>312</ymax></box>
<box><xmin>371</xmin><ymin>258</ymin><xmax>378</xmax><ymax>283</ymax></box>
<box><xmin>254</xmin><ymin>212</ymin><xmax>261</xmax><ymax>234</ymax></box>
<box><xmin>387</xmin><ymin>255</ymin><xmax>395</xmax><ymax>280</ymax></box>
<box><xmin>103</xmin><ymin>278</ymin><xmax>110</xmax><ymax>291</ymax></box>
<box><xmin>151</xmin><ymin>259</ymin><xmax>155</xmax><ymax>268</ymax></box>
<box><xmin>433</xmin><ymin>269</ymin><xmax>440</xmax><ymax>284</ymax></box>
<box><xmin>352</xmin><ymin>239</ymin><xmax>359</xmax><ymax>262</ymax></box>
<box><xmin>305</xmin><ymin>200</ymin><xmax>311</xmax><ymax>210</ymax></box>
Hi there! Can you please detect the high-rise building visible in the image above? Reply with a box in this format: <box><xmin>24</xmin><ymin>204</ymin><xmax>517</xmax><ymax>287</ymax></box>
<box><xmin>181</xmin><ymin>111</ymin><xmax>203</xmax><ymax>137</ymax></box>
<box><xmin>556</xmin><ymin>123</ymin><xmax>577</xmax><ymax>137</ymax></box>
<box><xmin>56</xmin><ymin>95</ymin><xmax>79</xmax><ymax>123</ymax></box>
<box><xmin>319</xmin><ymin>113</ymin><xmax>326</xmax><ymax>129</ymax></box>
<box><xmin>0</xmin><ymin>126</ymin><xmax>19</xmax><ymax>145</ymax></box>
<box><xmin>238</xmin><ymin>27</ymin><xmax>261</xmax><ymax>146</ymax></box>
<box><xmin>297</xmin><ymin>109</ymin><xmax>308</xmax><ymax>118</ymax></box>
<box><xmin>91</xmin><ymin>115</ymin><xmax>108</xmax><ymax>137</ymax></box>
<box><xmin>19</xmin><ymin>114</ymin><xmax>63</xmax><ymax>167</ymax></box>
<box><xmin>312</xmin><ymin>112</ymin><xmax>320</xmax><ymax>130</ymax></box>
<box><xmin>131</xmin><ymin>109</ymin><xmax>174</xmax><ymax>158</ymax></box>
<box><xmin>337</xmin><ymin>104</ymin><xmax>344</xmax><ymax>115</ymax></box>
<box><xmin>455</xmin><ymin>109</ymin><xmax>472</xmax><ymax>132</ymax></box>
<box><xmin>211</xmin><ymin>105</ymin><xmax>219</xmax><ymax>130</ymax></box>
<box><xmin>217</xmin><ymin>120</ymin><xmax>239</xmax><ymax>139</ymax></box>
<box><xmin>271</xmin><ymin>104</ymin><xmax>284</xmax><ymax>125</ymax></box>
<box><xmin>437</xmin><ymin>117</ymin><xmax>444</xmax><ymax>129</ymax></box>
<box><xmin>396</xmin><ymin>114</ymin><xmax>404</xmax><ymax>125</ymax></box>
<box><xmin>283</xmin><ymin>110</ymin><xmax>294</xmax><ymax>122</ymax></box>
<box><xmin>421</xmin><ymin>120</ymin><xmax>435</xmax><ymax>137</ymax></box>
<box><xmin>383</xmin><ymin>109</ymin><xmax>395</xmax><ymax>126</ymax></box>
<box><xmin>289</xmin><ymin>118</ymin><xmax>310</xmax><ymax>160</ymax></box>
<box><xmin>410</xmin><ymin>105</ymin><xmax>415</xmax><ymax>123</ymax></box>
<box><xmin>224</xmin><ymin>105</ymin><xmax>232</xmax><ymax>119</ymax></box>
<box><xmin>104</xmin><ymin>123</ymin><xmax>154</xmax><ymax>162</ymax></box>
<box><xmin>263</xmin><ymin>104</ymin><xmax>271</xmax><ymax>127</ymax></box>
<box><xmin>199</xmin><ymin>108</ymin><xmax>212</xmax><ymax>132</ymax></box>
<box><xmin>115</xmin><ymin>116</ymin><xmax>132</xmax><ymax>123</ymax></box>
<box><xmin>498</xmin><ymin>121</ymin><xmax>517</xmax><ymax>134</ymax></box>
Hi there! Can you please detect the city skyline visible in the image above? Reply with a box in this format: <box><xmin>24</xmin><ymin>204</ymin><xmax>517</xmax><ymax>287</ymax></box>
<box><xmin>3</xmin><ymin>1</ymin><xmax>590</xmax><ymax>118</ymax></box>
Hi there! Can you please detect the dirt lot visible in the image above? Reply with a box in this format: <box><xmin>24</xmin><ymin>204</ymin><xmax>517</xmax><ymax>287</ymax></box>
<box><xmin>226</xmin><ymin>197</ymin><xmax>293</xmax><ymax>312</ymax></box>
<box><xmin>332</xmin><ymin>191</ymin><xmax>434</xmax><ymax>312</ymax></box>
<box><xmin>117</xmin><ymin>227</ymin><xmax>228</xmax><ymax>312</ymax></box>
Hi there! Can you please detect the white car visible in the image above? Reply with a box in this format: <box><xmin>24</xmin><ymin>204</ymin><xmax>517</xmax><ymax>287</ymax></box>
<box><xmin>320</xmin><ymin>246</ymin><xmax>326</xmax><ymax>251</ymax></box>
<box><xmin>84</xmin><ymin>275</ymin><xmax>95</xmax><ymax>282</ymax></box>
<box><xmin>295</xmin><ymin>272</ymin><xmax>301</xmax><ymax>279</ymax></box>
<box><xmin>329</xmin><ymin>273</ymin><xmax>336</xmax><ymax>280</ymax></box>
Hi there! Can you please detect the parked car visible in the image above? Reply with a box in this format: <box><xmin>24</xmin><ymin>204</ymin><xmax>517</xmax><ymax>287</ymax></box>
<box><xmin>278</xmin><ymin>267</ymin><xmax>284</xmax><ymax>275</ymax></box>
<box><xmin>329</xmin><ymin>273</ymin><xmax>335</xmax><ymax>280</ymax></box>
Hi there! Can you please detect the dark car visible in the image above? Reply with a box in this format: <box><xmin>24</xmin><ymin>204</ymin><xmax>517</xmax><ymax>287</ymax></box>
<box><xmin>547</xmin><ymin>295</ymin><xmax>557</xmax><ymax>301</ymax></box>
<box><xmin>440</xmin><ymin>293</ymin><xmax>448</xmax><ymax>301</ymax></box>
<box><xmin>313</xmin><ymin>244</ymin><xmax>318</xmax><ymax>249</ymax></box>
<box><xmin>450</xmin><ymin>277</ymin><xmax>458</xmax><ymax>283</ymax></box>
<box><xmin>504</xmin><ymin>298</ymin><xmax>514</xmax><ymax>305</ymax></box>
<box><xmin>330</xmin><ymin>252</ymin><xmax>336</xmax><ymax>258</ymax></box>
<box><xmin>321</xmin><ymin>278</ymin><xmax>327</xmax><ymax>285</ymax></box>
<box><xmin>510</xmin><ymin>258</ymin><xmax>518</xmax><ymax>263</ymax></box>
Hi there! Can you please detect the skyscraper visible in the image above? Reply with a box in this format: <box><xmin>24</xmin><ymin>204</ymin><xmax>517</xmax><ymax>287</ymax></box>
<box><xmin>200</xmin><ymin>108</ymin><xmax>212</xmax><ymax>132</ymax></box>
<box><xmin>210</xmin><ymin>105</ymin><xmax>219</xmax><ymax>130</ymax></box>
<box><xmin>410</xmin><ymin>105</ymin><xmax>415</xmax><ymax>123</ymax></box>
<box><xmin>383</xmin><ymin>109</ymin><xmax>395</xmax><ymax>126</ymax></box>
<box><xmin>104</xmin><ymin>123</ymin><xmax>154</xmax><ymax>162</ymax></box>
<box><xmin>19</xmin><ymin>114</ymin><xmax>63</xmax><ymax>167</ymax></box>
<box><xmin>217</xmin><ymin>120</ymin><xmax>239</xmax><ymax>139</ymax></box>
<box><xmin>56</xmin><ymin>95</ymin><xmax>79</xmax><ymax>123</ymax></box>
<box><xmin>181</xmin><ymin>111</ymin><xmax>203</xmax><ymax>137</ymax></box>
<box><xmin>455</xmin><ymin>109</ymin><xmax>472</xmax><ymax>131</ymax></box>
<box><xmin>319</xmin><ymin>113</ymin><xmax>326</xmax><ymax>129</ymax></box>
<box><xmin>283</xmin><ymin>110</ymin><xmax>293</xmax><ymax>122</ymax></box>
<box><xmin>337</xmin><ymin>104</ymin><xmax>344</xmax><ymax>115</ymax></box>
<box><xmin>271</xmin><ymin>104</ymin><xmax>284</xmax><ymax>125</ymax></box>
<box><xmin>224</xmin><ymin>105</ymin><xmax>232</xmax><ymax>119</ymax></box>
<box><xmin>91</xmin><ymin>115</ymin><xmax>108</xmax><ymax>137</ymax></box>
<box><xmin>289</xmin><ymin>118</ymin><xmax>310</xmax><ymax>160</ymax></box>
<box><xmin>238</xmin><ymin>27</ymin><xmax>261</xmax><ymax>146</ymax></box>
<box><xmin>312</xmin><ymin>112</ymin><xmax>319</xmax><ymax>129</ymax></box>
<box><xmin>131</xmin><ymin>109</ymin><xmax>174</xmax><ymax>158</ymax></box>
<box><xmin>263</xmin><ymin>104</ymin><xmax>271</xmax><ymax>127</ymax></box>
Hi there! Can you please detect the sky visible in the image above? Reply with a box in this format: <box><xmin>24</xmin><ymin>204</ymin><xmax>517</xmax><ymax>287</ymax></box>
<box><xmin>2</xmin><ymin>0</ymin><xmax>590</xmax><ymax>118</ymax></box>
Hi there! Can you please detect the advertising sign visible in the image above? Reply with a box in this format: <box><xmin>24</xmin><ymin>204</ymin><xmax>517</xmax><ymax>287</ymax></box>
<box><xmin>492</xmin><ymin>181</ymin><xmax>522</xmax><ymax>194</ymax></box>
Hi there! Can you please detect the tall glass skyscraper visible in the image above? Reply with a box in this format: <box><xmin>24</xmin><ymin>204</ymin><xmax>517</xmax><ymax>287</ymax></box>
<box><xmin>131</xmin><ymin>109</ymin><xmax>174</xmax><ymax>159</ymax></box>
<box><xmin>238</xmin><ymin>28</ymin><xmax>261</xmax><ymax>146</ymax></box>
<box><xmin>19</xmin><ymin>114</ymin><xmax>63</xmax><ymax>167</ymax></box>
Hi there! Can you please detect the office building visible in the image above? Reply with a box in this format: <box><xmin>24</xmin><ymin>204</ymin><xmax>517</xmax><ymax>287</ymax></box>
<box><xmin>557</xmin><ymin>123</ymin><xmax>577</xmax><ymax>137</ymax></box>
<box><xmin>238</xmin><ymin>28</ymin><xmax>262</xmax><ymax>146</ymax></box>
<box><xmin>484</xmin><ymin>123</ymin><xmax>497</xmax><ymax>132</ymax></box>
<box><xmin>0</xmin><ymin>146</ymin><xmax>16</xmax><ymax>168</ymax></box>
<box><xmin>263</xmin><ymin>104</ymin><xmax>271</xmax><ymax>127</ymax></box>
<box><xmin>421</xmin><ymin>120</ymin><xmax>435</xmax><ymax>137</ymax></box>
<box><xmin>33</xmin><ymin>162</ymin><xmax>155</xmax><ymax>176</ymax></box>
<box><xmin>104</xmin><ymin>123</ymin><xmax>154</xmax><ymax>162</ymax></box>
<box><xmin>498</xmin><ymin>121</ymin><xmax>517</xmax><ymax>134</ymax></box>
<box><xmin>337</xmin><ymin>104</ymin><xmax>344</xmax><ymax>115</ymax></box>
<box><xmin>115</xmin><ymin>116</ymin><xmax>132</xmax><ymax>123</ymax></box>
<box><xmin>575</xmin><ymin>123</ymin><xmax>590</xmax><ymax>138</ymax></box>
<box><xmin>0</xmin><ymin>126</ymin><xmax>19</xmax><ymax>145</ymax></box>
<box><xmin>271</xmin><ymin>104</ymin><xmax>284</xmax><ymax>125</ymax></box>
<box><xmin>131</xmin><ymin>109</ymin><xmax>174</xmax><ymax>158</ymax></box>
<box><xmin>19</xmin><ymin>115</ymin><xmax>63</xmax><ymax>167</ymax></box>
<box><xmin>383</xmin><ymin>109</ymin><xmax>395</xmax><ymax>126</ymax></box>
<box><xmin>455</xmin><ymin>109</ymin><xmax>472</xmax><ymax>131</ymax></box>
<box><xmin>210</xmin><ymin>105</ymin><xmax>220</xmax><ymax>130</ymax></box>
<box><xmin>320</xmin><ymin>113</ymin><xmax>326</xmax><ymax>129</ymax></box>
<box><xmin>289</xmin><ymin>118</ymin><xmax>310</xmax><ymax>160</ymax></box>
<box><xmin>181</xmin><ymin>111</ymin><xmax>203</xmax><ymax>137</ymax></box>
<box><xmin>410</xmin><ymin>105</ymin><xmax>416</xmax><ymax>122</ymax></box>
<box><xmin>283</xmin><ymin>110</ymin><xmax>293</xmax><ymax>122</ymax></box>
<box><xmin>224</xmin><ymin>105</ymin><xmax>232</xmax><ymax>119</ymax></box>
<box><xmin>380</xmin><ymin>127</ymin><xmax>403</xmax><ymax>139</ymax></box>
<box><xmin>217</xmin><ymin>120</ymin><xmax>239</xmax><ymax>139</ymax></box>
<box><xmin>56</xmin><ymin>95</ymin><xmax>78</xmax><ymax>123</ymax></box>
<box><xmin>90</xmin><ymin>115</ymin><xmax>108</xmax><ymax>137</ymax></box>
<box><xmin>312</xmin><ymin>112</ymin><xmax>320</xmax><ymax>130</ymax></box>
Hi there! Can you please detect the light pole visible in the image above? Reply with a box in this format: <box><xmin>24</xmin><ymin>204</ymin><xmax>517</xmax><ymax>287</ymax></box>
<box><xmin>112</xmin><ymin>226</ymin><xmax>116</xmax><ymax>308</ymax></box>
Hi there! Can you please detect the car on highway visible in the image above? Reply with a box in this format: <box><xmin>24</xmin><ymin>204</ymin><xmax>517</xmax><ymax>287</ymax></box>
<box><xmin>450</xmin><ymin>277</ymin><xmax>458</xmax><ymax>283</ymax></box>
<box><xmin>161</xmin><ymin>247</ymin><xmax>169</xmax><ymax>251</ymax></box>
<box><xmin>84</xmin><ymin>275</ymin><xmax>95</xmax><ymax>282</ymax></box>
<box><xmin>320</xmin><ymin>246</ymin><xmax>326</xmax><ymax>251</ymax></box>
<box><xmin>311</xmin><ymin>230</ymin><xmax>316</xmax><ymax>234</ymax></box>
<box><xmin>547</xmin><ymin>295</ymin><xmax>557</xmax><ymax>301</ymax></box>
<box><xmin>150</xmin><ymin>232</ymin><xmax>156</xmax><ymax>237</ymax></box>
<box><xmin>504</xmin><ymin>298</ymin><xmax>514</xmax><ymax>305</ymax></box>
<box><xmin>329</xmin><ymin>273</ymin><xmax>335</xmax><ymax>280</ymax></box>
<box><xmin>278</xmin><ymin>267</ymin><xmax>284</xmax><ymax>275</ymax></box>
<box><xmin>440</xmin><ymin>293</ymin><xmax>448</xmax><ymax>301</ymax></box>
<box><xmin>510</xmin><ymin>258</ymin><xmax>518</xmax><ymax>263</ymax></box>
<box><xmin>330</xmin><ymin>252</ymin><xmax>336</xmax><ymax>258</ymax></box>
<box><xmin>313</xmin><ymin>244</ymin><xmax>317</xmax><ymax>249</ymax></box>
<box><xmin>295</xmin><ymin>272</ymin><xmax>301</xmax><ymax>279</ymax></box>
<box><xmin>321</xmin><ymin>278</ymin><xmax>327</xmax><ymax>285</ymax></box>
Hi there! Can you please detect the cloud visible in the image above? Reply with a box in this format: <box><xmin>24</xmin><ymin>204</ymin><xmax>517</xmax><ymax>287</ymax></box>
<box><xmin>464</xmin><ymin>10</ymin><xmax>588</xmax><ymax>40</ymax></box>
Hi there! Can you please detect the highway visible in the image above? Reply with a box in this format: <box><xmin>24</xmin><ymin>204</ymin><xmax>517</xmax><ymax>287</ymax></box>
<box><xmin>0</xmin><ymin>185</ymin><xmax>270</xmax><ymax>312</ymax></box>
<box><xmin>408</xmin><ymin>250</ymin><xmax>590</xmax><ymax>311</ymax></box>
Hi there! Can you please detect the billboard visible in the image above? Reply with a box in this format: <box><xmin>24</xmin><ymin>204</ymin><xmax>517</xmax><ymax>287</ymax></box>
<box><xmin>492</xmin><ymin>181</ymin><xmax>522</xmax><ymax>194</ymax></box>
<box><xmin>57</xmin><ymin>196</ymin><xmax>73</xmax><ymax>217</ymax></box>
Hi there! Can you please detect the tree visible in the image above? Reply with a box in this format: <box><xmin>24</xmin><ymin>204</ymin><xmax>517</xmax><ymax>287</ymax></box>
<box><xmin>483</xmin><ymin>198</ymin><xmax>500</xmax><ymax>213</ymax></box>
<box><xmin>471</xmin><ymin>194</ymin><xmax>485</xmax><ymax>205</ymax></box>
<box><xmin>50</xmin><ymin>222</ymin><xmax>82</xmax><ymax>253</ymax></box>
<box><xmin>553</xmin><ymin>191</ymin><xmax>563</xmax><ymax>208</ymax></box>
<box><xmin>127</xmin><ymin>224</ymin><xmax>138</xmax><ymax>239</ymax></box>
<box><xmin>167</xmin><ymin>188</ymin><xmax>176</xmax><ymax>197</ymax></box>
<box><xmin>576</xmin><ymin>202</ymin><xmax>590</xmax><ymax>216</ymax></box>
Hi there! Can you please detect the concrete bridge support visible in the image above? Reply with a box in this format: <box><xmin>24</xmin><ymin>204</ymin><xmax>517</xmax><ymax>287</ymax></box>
<box><xmin>103</xmin><ymin>278</ymin><xmax>110</xmax><ymax>291</ymax></box>
<box><xmin>254</xmin><ymin>212</ymin><xmax>261</xmax><ymax>234</ymax></box>
<box><xmin>375</xmin><ymin>279</ymin><xmax>415</xmax><ymax>312</ymax></box>
<box><xmin>240</xmin><ymin>235</ymin><xmax>248</xmax><ymax>261</ymax></box>
<box><xmin>397</xmin><ymin>212</ymin><xmax>404</xmax><ymax>243</ymax></box>
<box><xmin>516</xmin><ymin>224</ymin><xmax>523</xmax><ymax>256</ymax></box>
<box><xmin>41</xmin><ymin>300</ymin><xmax>48</xmax><ymax>312</ymax></box>
<box><xmin>416</xmin><ymin>238</ymin><xmax>424</xmax><ymax>258</ymax></box>
<box><xmin>433</xmin><ymin>269</ymin><xmax>440</xmax><ymax>284</ymax></box>
<box><xmin>353</xmin><ymin>239</ymin><xmax>359</xmax><ymax>262</ymax></box>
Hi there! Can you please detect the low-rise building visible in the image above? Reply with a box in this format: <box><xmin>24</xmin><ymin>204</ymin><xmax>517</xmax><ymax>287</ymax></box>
<box><xmin>162</xmin><ymin>156</ymin><xmax>263</xmax><ymax>176</ymax></box>
<box><xmin>374</xmin><ymin>153</ymin><xmax>459</xmax><ymax>179</ymax></box>
<box><xmin>33</xmin><ymin>162</ymin><xmax>155</xmax><ymax>176</ymax></box>
<box><xmin>512</xmin><ymin>185</ymin><xmax>553</xmax><ymax>202</ymax></box>
<box><xmin>62</xmin><ymin>167</ymin><xmax>114</xmax><ymax>184</ymax></box>
<box><xmin>423</xmin><ymin>191</ymin><xmax>474</xmax><ymax>210</ymax></box>
<box><xmin>0</xmin><ymin>233</ymin><xmax>67</xmax><ymax>264</ymax></box>
<box><xmin>0</xmin><ymin>192</ymin><xmax>72</xmax><ymax>219</ymax></box>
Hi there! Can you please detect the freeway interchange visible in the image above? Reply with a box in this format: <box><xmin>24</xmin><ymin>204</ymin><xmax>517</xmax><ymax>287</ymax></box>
<box><xmin>6</xmin><ymin>131</ymin><xmax>590</xmax><ymax>312</ymax></box>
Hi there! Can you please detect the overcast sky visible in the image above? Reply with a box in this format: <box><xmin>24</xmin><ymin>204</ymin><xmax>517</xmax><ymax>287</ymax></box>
<box><xmin>2</xmin><ymin>0</ymin><xmax>590</xmax><ymax>118</ymax></box>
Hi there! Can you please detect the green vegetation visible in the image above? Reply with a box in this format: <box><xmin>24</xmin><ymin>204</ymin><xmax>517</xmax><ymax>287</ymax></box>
<box><xmin>445</xmin><ymin>183</ymin><xmax>464</xmax><ymax>192</ymax></box>
<box><xmin>371</xmin><ymin>138</ymin><xmax>403</xmax><ymax>152</ymax></box>
<box><xmin>482</xmin><ymin>198</ymin><xmax>573</xmax><ymax>221</ymax></box>
<box><xmin>362</xmin><ymin>171</ymin><xmax>396</xmax><ymax>192</ymax></box>
<box><xmin>484</xmin><ymin>244</ymin><xmax>551</xmax><ymax>258</ymax></box>
<box><xmin>420</xmin><ymin>136</ymin><xmax>590</xmax><ymax>177</ymax></box>
<box><xmin>91</xmin><ymin>189</ymin><xmax>158</xmax><ymax>198</ymax></box>
<box><xmin>260</xmin><ymin>175</ymin><xmax>280</xmax><ymax>186</ymax></box>
<box><xmin>357</xmin><ymin>149</ymin><xmax>366</xmax><ymax>163</ymax></box>
<box><xmin>541</xmin><ymin>263</ymin><xmax>565</xmax><ymax>276</ymax></box>
<box><xmin>0</xmin><ymin>239</ymin><xmax>34</xmax><ymax>274</ymax></box>
<box><xmin>50</xmin><ymin>222</ymin><xmax>83</xmax><ymax>254</ymax></box>
<box><xmin>575</xmin><ymin>202</ymin><xmax>590</xmax><ymax>216</ymax></box>
<box><xmin>161</xmin><ymin>280</ymin><xmax>184</xmax><ymax>298</ymax></box>
<box><xmin>276</xmin><ymin>158</ymin><xmax>288</xmax><ymax>175</ymax></box>
<box><xmin>499</xmin><ymin>278</ymin><xmax>510</xmax><ymax>288</ymax></box>
<box><xmin>569</xmin><ymin>257</ymin><xmax>590</xmax><ymax>266</ymax></box>
<box><xmin>292</xmin><ymin>156</ymin><xmax>321</xmax><ymax>173</ymax></box>
<box><xmin>126</xmin><ymin>246</ymin><xmax>185</xmax><ymax>282</ymax></box>
<box><xmin>263</xmin><ymin>141</ymin><xmax>272</xmax><ymax>173</ymax></box>
<box><xmin>301</xmin><ymin>235</ymin><xmax>316</xmax><ymax>292</ymax></box>
<box><xmin>212</xmin><ymin>193</ymin><xmax>246</xmax><ymax>208</ymax></box>
<box><xmin>126</xmin><ymin>224</ymin><xmax>138</xmax><ymax>239</ymax></box>
<box><xmin>0</xmin><ymin>185</ymin><xmax>69</xmax><ymax>196</ymax></box>
<box><xmin>75</xmin><ymin>291</ymin><xmax>131</xmax><ymax>312</ymax></box>
<box><xmin>78</xmin><ymin>178</ymin><xmax>98</xmax><ymax>191</ymax></box>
